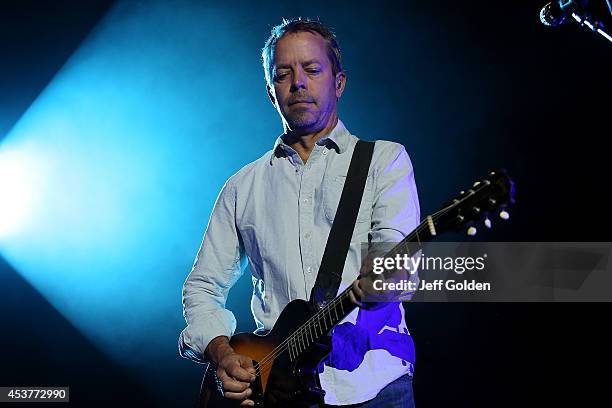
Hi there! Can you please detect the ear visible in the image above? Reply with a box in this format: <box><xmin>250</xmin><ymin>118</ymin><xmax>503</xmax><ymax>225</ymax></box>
<box><xmin>335</xmin><ymin>71</ymin><xmax>347</xmax><ymax>99</ymax></box>
<box><xmin>266</xmin><ymin>83</ymin><xmax>277</xmax><ymax>106</ymax></box>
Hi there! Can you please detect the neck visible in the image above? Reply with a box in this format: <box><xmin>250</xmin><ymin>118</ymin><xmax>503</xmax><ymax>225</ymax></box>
<box><xmin>283</xmin><ymin>113</ymin><xmax>338</xmax><ymax>163</ymax></box>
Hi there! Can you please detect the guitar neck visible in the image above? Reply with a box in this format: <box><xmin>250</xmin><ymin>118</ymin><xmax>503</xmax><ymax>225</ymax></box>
<box><xmin>287</xmin><ymin>218</ymin><xmax>435</xmax><ymax>361</ymax></box>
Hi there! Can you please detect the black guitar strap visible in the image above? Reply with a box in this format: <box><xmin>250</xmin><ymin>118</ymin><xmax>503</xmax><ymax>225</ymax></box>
<box><xmin>310</xmin><ymin>140</ymin><xmax>375</xmax><ymax>309</ymax></box>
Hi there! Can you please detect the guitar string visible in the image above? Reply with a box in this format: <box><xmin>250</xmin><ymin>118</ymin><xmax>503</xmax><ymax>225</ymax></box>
<box><xmin>251</xmin><ymin>190</ymin><xmax>481</xmax><ymax>377</ymax></box>
<box><xmin>251</xmin><ymin>188</ymin><xmax>484</xmax><ymax>377</ymax></box>
<box><xmin>251</xmin><ymin>218</ymin><xmax>429</xmax><ymax>378</ymax></box>
<box><xmin>250</xmin><ymin>202</ymin><xmax>454</xmax><ymax>377</ymax></box>
<box><xmin>251</xmin><ymin>182</ymin><xmax>498</xmax><ymax>376</ymax></box>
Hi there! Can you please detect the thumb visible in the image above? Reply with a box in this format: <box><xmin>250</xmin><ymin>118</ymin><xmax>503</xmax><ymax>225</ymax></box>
<box><xmin>239</xmin><ymin>355</ymin><xmax>256</xmax><ymax>377</ymax></box>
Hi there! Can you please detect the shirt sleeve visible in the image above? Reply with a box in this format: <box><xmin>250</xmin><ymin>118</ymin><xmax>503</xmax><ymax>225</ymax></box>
<box><xmin>178</xmin><ymin>178</ymin><xmax>246</xmax><ymax>363</ymax></box>
<box><xmin>369</xmin><ymin>142</ymin><xmax>421</xmax><ymax>301</ymax></box>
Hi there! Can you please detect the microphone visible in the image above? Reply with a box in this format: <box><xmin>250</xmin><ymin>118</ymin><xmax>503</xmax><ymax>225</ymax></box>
<box><xmin>539</xmin><ymin>0</ymin><xmax>612</xmax><ymax>43</ymax></box>
<box><xmin>539</xmin><ymin>0</ymin><xmax>580</xmax><ymax>26</ymax></box>
<box><xmin>540</xmin><ymin>1</ymin><xmax>568</xmax><ymax>26</ymax></box>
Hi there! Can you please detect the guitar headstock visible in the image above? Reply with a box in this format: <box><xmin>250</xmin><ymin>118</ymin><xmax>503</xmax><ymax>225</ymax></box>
<box><xmin>431</xmin><ymin>169</ymin><xmax>515</xmax><ymax>236</ymax></box>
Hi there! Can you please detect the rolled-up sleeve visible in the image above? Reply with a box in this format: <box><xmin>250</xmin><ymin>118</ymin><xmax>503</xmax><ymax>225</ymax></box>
<box><xmin>370</xmin><ymin>143</ymin><xmax>421</xmax><ymax>301</ymax></box>
<box><xmin>178</xmin><ymin>179</ymin><xmax>246</xmax><ymax>363</ymax></box>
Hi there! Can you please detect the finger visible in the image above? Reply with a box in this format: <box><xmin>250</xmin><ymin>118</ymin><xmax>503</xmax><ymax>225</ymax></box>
<box><xmin>239</xmin><ymin>356</ymin><xmax>257</xmax><ymax>381</ymax></box>
<box><xmin>227</xmin><ymin>359</ymin><xmax>256</xmax><ymax>382</ymax></box>
<box><xmin>349</xmin><ymin>289</ymin><xmax>366</xmax><ymax>308</ymax></box>
<box><xmin>224</xmin><ymin>386</ymin><xmax>252</xmax><ymax>401</ymax></box>
<box><xmin>240</xmin><ymin>399</ymin><xmax>255</xmax><ymax>407</ymax></box>
<box><xmin>353</xmin><ymin>280</ymin><xmax>366</xmax><ymax>300</ymax></box>
<box><xmin>355</xmin><ymin>279</ymin><xmax>365</xmax><ymax>294</ymax></box>
<box><xmin>218</xmin><ymin>371</ymin><xmax>251</xmax><ymax>393</ymax></box>
<box><xmin>358</xmin><ymin>277</ymin><xmax>380</xmax><ymax>302</ymax></box>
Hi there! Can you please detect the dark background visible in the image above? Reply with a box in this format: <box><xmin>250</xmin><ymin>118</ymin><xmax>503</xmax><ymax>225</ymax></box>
<box><xmin>1</xmin><ymin>0</ymin><xmax>610</xmax><ymax>406</ymax></box>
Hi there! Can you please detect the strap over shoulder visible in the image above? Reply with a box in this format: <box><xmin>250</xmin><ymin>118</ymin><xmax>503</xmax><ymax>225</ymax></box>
<box><xmin>310</xmin><ymin>140</ymin><xmax>375</xmax><ymax>309</ymax></box>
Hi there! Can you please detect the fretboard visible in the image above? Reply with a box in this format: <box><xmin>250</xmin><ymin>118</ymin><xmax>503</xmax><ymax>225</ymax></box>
<box><xmin>287</xmin><ymin>217</ymin><xmax>434</xmax><ymax>361</ymax></box>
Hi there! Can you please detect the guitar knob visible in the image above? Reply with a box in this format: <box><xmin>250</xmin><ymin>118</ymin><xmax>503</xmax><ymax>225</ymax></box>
<box><xmin>484</xmin><ymin>217</ymin><xmax>492</xmax><ymax>229</ymax></box>
<box><xmin>499</xmin><ymin>210</ymin><xmax>510</xmax><ymax>220</ymax></box>
<box><xmin>467</xmin><ymin>226</ymin><xmax>477</xmax><ymax>236</ymax></box>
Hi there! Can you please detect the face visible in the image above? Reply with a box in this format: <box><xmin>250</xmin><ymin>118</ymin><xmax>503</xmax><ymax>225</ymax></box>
<box><xmin>267</xmin><ymin>31</ymin><xmax>346</xmax><ymax>133</ymax></box>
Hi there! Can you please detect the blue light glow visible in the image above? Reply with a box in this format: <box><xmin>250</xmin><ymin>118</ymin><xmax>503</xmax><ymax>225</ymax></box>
<box><xmin>0</xmin><ymin>0</ymin><xmax>275</xmax><ymax>399</ymax></box>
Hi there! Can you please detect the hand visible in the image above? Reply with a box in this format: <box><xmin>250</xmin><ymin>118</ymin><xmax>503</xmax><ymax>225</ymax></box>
<box><xmin>349</xmin><ymin>250</ymin><xmax>386</xmax><ymax>310</ymax></box>
<box><xmin>348</xmin><ymin>277</ymin><xmax>385</xmax><ymax>310</ymax></box>
<box><xmin>207</xmin><ymin>337</ymin><xmax>257</xmax><ymax>407</ymax></box>
<box><xmin>349</xmin><ymin>248</ymin><xmax>412</xmax><ymax>308</ymax></box>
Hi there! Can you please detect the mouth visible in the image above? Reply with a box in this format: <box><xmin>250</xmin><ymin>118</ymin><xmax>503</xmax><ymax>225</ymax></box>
<box><xmin>289</xmin><ymin>100</ymin><xmax>314</xmax><ymax>106</ymax></box>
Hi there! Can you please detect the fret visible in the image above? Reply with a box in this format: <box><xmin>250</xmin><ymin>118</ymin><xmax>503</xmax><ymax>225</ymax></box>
<box><xmin>333</xmin><ymin>301</ymin><xmax>339</xmax><ymax>322</ymax></box>
<box><xmin>320</xmin><ymin>310</ymin><xmax>326</xmax><ymax>333</ymax></box>
<box><xmin>297</xmin><ymin>330</ymin><xmax>304</xmax><ymax>354</ymax></box>
<box><xmin>323</xmin><ymin>306</ymin><xmax>329</xmax><ymax>330</ymax></box>
<box><xmin>288</xmin><ymin>337</ymin><xmax>295</xmax><ymax>361</ymax></box>
<box><xmin>320</xmin><ymin>310</ymin><xmax>327</xmax><ymax>333</ymax></box>
<box><xmin>311</xmin><ymin>321</ymin><xmax>317</xmax><ymax>343</ymax></box>
<box><xmin>307</xmin><ymin>323</ymin><xmax>313</xmax><ymax>346</ymax></box>
<box><xmin>293</xmin><ymin>336</ymin><xmax>298</xmax><ymax>360</ymax></box>
<box><xmin>301</xmin><ymin>327</ymin><xmax>307</xmax><ymax>350</ymax></box>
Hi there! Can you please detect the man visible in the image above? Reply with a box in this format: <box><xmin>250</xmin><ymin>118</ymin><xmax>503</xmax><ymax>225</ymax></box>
<box><xmin>179</xmin><ymin>18</ymin><xmax>420</xmax><ymax>407</ymax></box>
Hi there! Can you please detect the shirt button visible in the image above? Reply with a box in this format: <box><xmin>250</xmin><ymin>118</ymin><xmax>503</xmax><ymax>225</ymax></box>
<box><xmin>303</xmin><ymin>198</ymin><xmax>309</xmax><ymax>203</ymax></box>
<box><xmin>322</xmin><ymin>150</ymin><xmax>328</xmax><ymax>155</ymax></box>
<box><xmin>305</xmin><ymin>233</ymin><xmax>311</xmax><ymax>239</ymax></box>
<box><xmin>307</xmin><ymin>266</ymin><xmax>312</xmax><ymax>273</ymax></box>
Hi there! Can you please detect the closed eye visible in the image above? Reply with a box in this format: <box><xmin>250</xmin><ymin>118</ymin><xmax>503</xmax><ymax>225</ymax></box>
<box><xmin>274</xmin><ymin>73</ymin><xmax>288</xmax><ymax>81</ymax></box>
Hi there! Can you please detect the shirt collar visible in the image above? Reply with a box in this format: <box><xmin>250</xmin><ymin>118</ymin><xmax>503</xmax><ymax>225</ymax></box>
<box><xmin>269</xmin><ymin>119</ymin><xmax>351</xmax><ymax>165</ymax></box>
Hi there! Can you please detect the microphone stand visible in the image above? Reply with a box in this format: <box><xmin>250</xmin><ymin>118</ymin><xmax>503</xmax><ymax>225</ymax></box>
<box><xmin>569</xmin><ymin>8</ymin><xmax>612</xmax><ymax>43</ymax></box>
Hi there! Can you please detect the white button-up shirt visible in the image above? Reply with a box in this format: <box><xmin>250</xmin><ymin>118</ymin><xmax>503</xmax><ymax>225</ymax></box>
<box><xmin>179</xmin><ymin>119</ymin><xmax>420</xmax><ymax>405</ymax></box>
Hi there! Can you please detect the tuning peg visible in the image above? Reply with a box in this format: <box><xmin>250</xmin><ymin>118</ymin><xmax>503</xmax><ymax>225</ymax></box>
<box><xmin>484</xmin><ymin>217</ymin><xmax>492</xmax><ymax>229</ymax></box>
<box><xmin>467</xmin><ymin>226</ymin><xmax>477</xmax><ymax>236</ymax></box>
<box><xmin>499</xmin><ymin>210</ymin><xmax>510</xmax><ymax>220</ymax></box>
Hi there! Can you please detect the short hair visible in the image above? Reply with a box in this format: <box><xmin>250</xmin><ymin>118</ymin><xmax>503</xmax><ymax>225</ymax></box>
<box><xmin>261</xmin><ymin>17</ymin><xmax>344</xmax><ymax>85</ymax></box>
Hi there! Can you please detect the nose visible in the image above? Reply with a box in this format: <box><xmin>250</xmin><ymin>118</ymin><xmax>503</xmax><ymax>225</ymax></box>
<box><xmin>290</xmin><ymin>67</ymin><xmax>306</xmax><ymax>92</ymax></box>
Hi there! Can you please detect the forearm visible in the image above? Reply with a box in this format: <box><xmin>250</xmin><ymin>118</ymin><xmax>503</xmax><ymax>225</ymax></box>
<box><xmin>179</xmin><ymin>179</ymin><xmax>245</xmax><ymax>363</ymax></box>
<box><xmin>205</xmin><ymin>335</ymin><xmax>234</xmax><ymax>364</ymax></box>
<box><xmin>180</xmin><ymin>278</ymin><xmax>238</xmax><ymax>362</ymax></box>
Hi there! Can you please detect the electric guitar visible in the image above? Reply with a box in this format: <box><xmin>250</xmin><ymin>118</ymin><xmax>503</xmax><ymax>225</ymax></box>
<box><xmin>199</xmin><ymin>170</ymin><xmax>515</xmax><ymax>407</ymax></box>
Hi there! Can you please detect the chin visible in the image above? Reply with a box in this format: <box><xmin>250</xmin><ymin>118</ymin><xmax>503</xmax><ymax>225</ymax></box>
<box><xmin>286</xmin><ymin>113</ymin><xmax>318</xmax><ymax>130</ymax></box>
